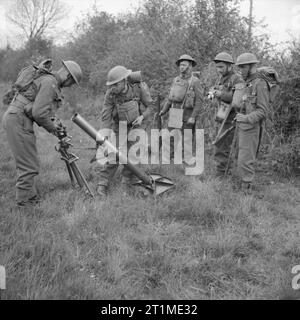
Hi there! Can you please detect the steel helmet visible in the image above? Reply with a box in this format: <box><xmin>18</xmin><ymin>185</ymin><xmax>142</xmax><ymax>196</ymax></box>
<box><xmin>213</xmin><ymin>52</ymin><xmax>234</xmax><ymax>64</ymax></box>
<box><xmin>61</xmin><ymin>60</ymin><xmax>82</xmax><ymax>85</ymax></box>
<box><xmin>236</xmin><ymin>53</ymin><xmax>260</xmax><ymax>66</ymax></box>
<box><xmin>106</xmin><ymin>66</ymin><xmax>132</xmax><ymax>86</ymax></box>
<box><xmin>176</xmin><ymin>54</ymin><xmax>197</xmax><ymax>67</ymax></box>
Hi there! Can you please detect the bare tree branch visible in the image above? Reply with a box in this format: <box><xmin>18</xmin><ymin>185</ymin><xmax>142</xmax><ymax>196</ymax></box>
<box><xmin>6</xmin><ymin>0</ymin><xmax>66</xmax><ymax>41</ymax></box>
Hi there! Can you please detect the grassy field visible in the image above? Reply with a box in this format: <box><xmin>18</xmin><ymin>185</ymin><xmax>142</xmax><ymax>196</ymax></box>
<box><xmin>0</xmin><ymin>88</ymin><xmax>300</xmax><ymax>300</ymax></box>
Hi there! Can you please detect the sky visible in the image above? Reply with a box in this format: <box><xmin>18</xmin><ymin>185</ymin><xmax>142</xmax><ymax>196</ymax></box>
<box><xmin>0</xmin><ymin>0</ymin><xmax>299</xmax><ymax>48</ymax></box>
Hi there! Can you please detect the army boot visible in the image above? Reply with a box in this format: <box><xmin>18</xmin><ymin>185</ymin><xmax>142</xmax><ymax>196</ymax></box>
<box><xmin>28</xmin><ymin>195</ymin><xmax>42</xmax><ymax>205</ymax></box>
<box><xmin>16</xmin><ymin>195</ymin><xmax>41</xmax><ymax>208</ymax></box>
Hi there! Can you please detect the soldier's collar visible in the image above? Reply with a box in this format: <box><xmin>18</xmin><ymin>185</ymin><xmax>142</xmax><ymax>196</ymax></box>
<box><xmin>180</xmin><ymin>72</ymin><xmax>193</xmax><ymax>80</ymax></box>
<box><xmin>53</xmin><ymin>72</ymin><xmax>63</xmax><ymax>87</ymax></box>
<box><xmin>221</xmin><ymin>71</ymin><xmax>233</xmax><ymax>80</ymax></box>
<box><xmin>246</xmin><ymin>73</ymin><xmax>257</xmax><ymax>82</ymax></box>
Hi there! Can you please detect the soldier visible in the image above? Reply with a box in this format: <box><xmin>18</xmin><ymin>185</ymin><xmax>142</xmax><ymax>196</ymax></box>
<box><xmin>159</xmin><ymin>54</ymin><xmax>203</xmax><ymax>166</ymax></box>
<box><xmin>96</xmin><ymin>65</ymin><xmax>154</xmax><ymax>198</ymax></box>
<box><xmin>2</xmin><ymin>60</ymin><xmax>82</xmax><ymax>207</ymax></box>
<box><xmin>234</xmin><ymin>53</ymin><xmax>269</xmax><ymax>194</ymax></box>
<box><xmin>211</xmin><ymin>52</ymin><xmax>243</xmax><ymax>177</ymax></box>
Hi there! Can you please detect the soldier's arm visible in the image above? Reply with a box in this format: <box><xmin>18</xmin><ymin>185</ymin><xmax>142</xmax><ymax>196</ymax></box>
<box><xmin>220</xmin><ymin>89</ymin><xmax>233</xmax><ymax>103</ymax></box>
<box><xmin>160</xmin><ymin>99</ymin><xmax>172</xmax><ymax>115</ymax></box>
<box><xmin>191</xmin><ymin>78</ymin><xmax>204</xmax><ymax>119</ymax></box>
<box><xmin>100</xmin><ymin>91</ymin><xmax>115</xmax><ymax>130</ymax></box>
<box><xmin>32</xmin><ymin>78</ymin><xmax>59</xmax><ymax>133</ymax></box>
<box><xmin>160</xmin><ymin>78</ymin><xmax>175</xmax><ymax>115</ymax></box>
<box><xmin>246</xmin><ymin>79</ymin><xmax>269</xmax><ymax>124</ymax></box>
<box><xmin>139</xmin><ymin>82</ymin><xmax>155</xmax><ymax>120</ymax></box>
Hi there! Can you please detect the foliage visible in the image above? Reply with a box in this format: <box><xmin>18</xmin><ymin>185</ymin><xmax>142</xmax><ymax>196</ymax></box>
<box><xmin>1</xmin><ymin>102</ymin><xmax>300</xmax><ymax>299</ymax></box>
<box><xmin>270</xmin><ymin>42</ymin><xmax>300</xmax><ymax>138</ymax></box>
<box><xmin>0</xmin><ymin>0</ymin><xmax>299</xmax><ymax>176</ymax></box>
<box><xmin>0</xmin><ymin>0</ymin><xmax>279</xmax><ymax>89</ymax></box>
<box><xmin>269</xmin><ymin>136</ymin><xmax>300</xmax><ymax>177</ymax></box>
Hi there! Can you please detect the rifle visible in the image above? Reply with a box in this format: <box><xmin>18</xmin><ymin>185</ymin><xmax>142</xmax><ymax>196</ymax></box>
<box><xmin>224</xmin><ymin>94</ymin><xmax>247</xmax><ymax>177</ymax></box>
<box><xmin>55</xmin><ymin>127</ymin><xmax>94</xmax><ymax>198</ymax></box>
<box><xmin>212</xmin><ymin>102</ymin><xmax>234</xmax><ymax>146</ymax></box>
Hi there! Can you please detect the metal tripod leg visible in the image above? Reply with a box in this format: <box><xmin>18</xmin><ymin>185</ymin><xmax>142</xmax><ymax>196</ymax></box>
<box><xmin>60</xmin><ymin>148</ymin><xmax>94</xmax><ymax>198</ymax></box>
<box><xmin>69</xmin><ymin>161</ymin><xmax>94</xmax><ymax>198</ymax></box>
<box><xmin>65</xmin><ymin>162</ymin><xmax>76</xmax><ymax>188</ymax></box>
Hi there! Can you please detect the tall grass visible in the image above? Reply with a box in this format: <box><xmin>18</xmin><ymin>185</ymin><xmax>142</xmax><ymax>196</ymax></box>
<box><xmin>0</xmin><ymin>91</ymin><xmax>300</xmax><ymax>300</ymax></box>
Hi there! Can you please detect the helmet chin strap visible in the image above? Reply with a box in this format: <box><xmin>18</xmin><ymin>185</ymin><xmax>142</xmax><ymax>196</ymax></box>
<box><xmin>181</xmin><ymin>65</ymin><xmax>192</xmax><ymax>77</ymax></box>
<box><xmin>249</xmin><ymin>63</ymin><xmax>257</xmax><ymax>75</ymax></box>
<box><xmin>121</xmin><ymin>80</ymin><xmax>129</xmax><ymax>93</ymax></box>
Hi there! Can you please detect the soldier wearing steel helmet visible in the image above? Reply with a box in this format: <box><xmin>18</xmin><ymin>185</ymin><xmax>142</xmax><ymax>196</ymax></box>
<box><xmin>96</xmin><ymin>65</ymin><xmax>154</xmax><ymax>198</ymax></box>
<box><xmin>159</xmin><ymin>54</ymin><xmax>203</xmax><ymax>165</ymax></box>
<box><xmin>211</xmin><ymin>52</ymin><xmax>244</xmax><ymax>177</ymax></box>
<box><xmin>234</xmin><ymin>52</ymin><xmax>269</xmax><ymax>194</ymax></box>
<box><xmin>2</xmin><ymin>59</ymin><xmax>82</xmax><ymax>207</ymax></box>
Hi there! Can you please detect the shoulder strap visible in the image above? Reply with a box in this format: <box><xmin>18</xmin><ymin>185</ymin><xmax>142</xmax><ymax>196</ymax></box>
<box><xmin>214</xmin><ymin>75</ymin><xmax>222</xmax><ymax>87</ymax></box>
<box><xmin>179</xmin><ymin>76</ymin><xmax>194</xmax><ymax>109</ymax></box>
<box><xmin>131</xmin><ymin>82</ymin><xmax>141</xmax><ymax>101</ymax></box>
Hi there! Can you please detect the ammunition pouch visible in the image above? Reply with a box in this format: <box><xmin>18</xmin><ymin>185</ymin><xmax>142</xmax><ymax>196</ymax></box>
<box><xmin>116</xmin><ymin>99</ymin><xmax>140</xmax><ymax>124</ymax></box>
<box><xmin>10</xmin><ymin>94</ymin><xmax>34</xmax><ymax>121</ymax></box>
<box><xmin>169</xmin><ymin>78</ymin><xmax>188</xmax><ymax>103</ymax></box>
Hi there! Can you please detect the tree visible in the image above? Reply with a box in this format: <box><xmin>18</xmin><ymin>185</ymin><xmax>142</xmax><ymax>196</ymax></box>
<box><xmin>67</xmin><ymin>11</ymin><xmax>123</xmax><ymax>85</ymax></box>
<box><xmin>6</xmin><ymin>0</ymin><xmax>66</xmax><ymax>41</ymax></box>
<box><xmin>185</xmin><ymin>0</ymin><xmax>250</xmax><ymax>64</ymax></box>
<box><xmin>248</xmin><ymin>0</ymin><xmax>254</xmax><ymax>48</ymax></box>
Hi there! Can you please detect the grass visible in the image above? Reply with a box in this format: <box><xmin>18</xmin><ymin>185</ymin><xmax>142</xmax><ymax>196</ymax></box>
<box><xmin>0</xmin><ymin>91</ymin><xmax>300</xmax><ymax>300</ymax></box>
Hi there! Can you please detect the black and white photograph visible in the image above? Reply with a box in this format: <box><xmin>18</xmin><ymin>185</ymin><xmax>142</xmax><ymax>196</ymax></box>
<box><xmin>0</xmin><ymin>0</ymin><xmax>299</xmax><ymax>304</ymax></box>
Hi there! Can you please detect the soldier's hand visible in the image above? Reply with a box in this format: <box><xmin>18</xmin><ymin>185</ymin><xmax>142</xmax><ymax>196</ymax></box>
<box><xmin>52</xmin><ymin>119</ymin><xmax>66</xmax><ymax>138</ymax></box>
<box><xmin>51</xmin><ymin>117</ymin><xmax>64</xmax><ymax>130</ymax></box>
<box><xmin>235</xmin><ymin>113</ymin><xmax>249</xmax><ymax>123</ymax></box>
<box><xmin>207</xmin><ymin>90</ymin><xmax>215</xmax><ymax>100</ymax></box>
<box><xmin>132</xmin><ymin>115</ymin><xmax>144</xmax><ymax>128</ymax></box>
<box><xmin>187</xmin><ymin>117</ymin><xmax>195</xmax><ymax>125</ymax></box>
<box><xmin>214</xmin><ymin>90</ymin><xmax>222</xmax><ymax>98</ymax></box>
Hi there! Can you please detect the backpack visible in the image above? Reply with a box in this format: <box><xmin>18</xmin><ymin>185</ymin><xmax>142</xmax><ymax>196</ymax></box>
<box><xmin>2</xmin><ymin>59</ymin><xmax>53</xmax><ymax>106</ymax></box>
<box><xmin>257</xmin><ymin>66</ymin><xmax>280</xmax><ymax>104</ymax></box>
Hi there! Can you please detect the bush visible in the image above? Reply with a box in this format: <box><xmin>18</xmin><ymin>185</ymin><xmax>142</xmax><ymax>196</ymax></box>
<box><xmin>269</xmin><ymin>136</ymin><xmax>300</xmax><ymax>177</ymax></box>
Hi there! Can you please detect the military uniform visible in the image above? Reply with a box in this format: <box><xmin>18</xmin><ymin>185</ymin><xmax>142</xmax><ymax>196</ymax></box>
<box><xmin>2</xmin><ymin>74</ymin><xmax>63</xmax><ymax>205</ymax></box>
<box><xmin>97</xmin><ymin>81</ymin><xmax>154</xmax><ymax>188</ymax></box>
<box><xmin>213</xmin><ymin>71</ymin><xmax>243</xmax><ymax>175</ymax></box>
<box><xmin>236</xmin><ymin>74</ymin><xmax>269</xmax><ymax>185</ymax></box>
<box><xmin>160</xmin><ymin>73</ymin><xmax>203</xmax><ymax>163</ymax></box>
